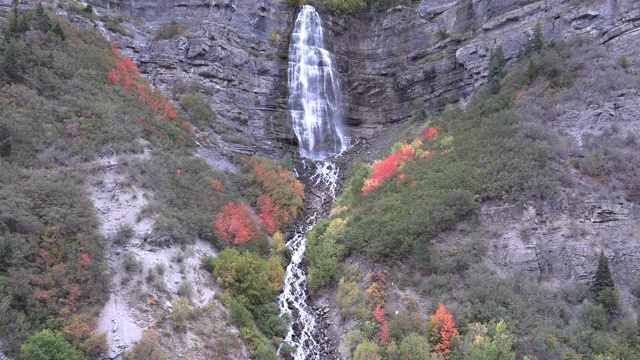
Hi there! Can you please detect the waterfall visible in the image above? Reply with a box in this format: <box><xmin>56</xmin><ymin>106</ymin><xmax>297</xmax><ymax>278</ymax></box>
<box><xmin>288</xmin><ymin>5</ymin><xmax>348</xmax><ymax>160</ymax></box>
<box><xmin>278</xmin><ymin>6</ymin><xmax>347</xmax><ymax>358</ymax></box>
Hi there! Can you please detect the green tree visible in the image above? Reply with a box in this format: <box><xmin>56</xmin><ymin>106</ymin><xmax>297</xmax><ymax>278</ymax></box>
<box><xmin>33</xmin><ymin>2</ymin><xmax>52</xmax><ymax>33</ymax></box>
<box><xmin>213</xmin><ymin>248</ymin><xmax>279</xmax><ymax>309</ymax></box>
<box><xmin>487</xmin><ymin>45</ymin><xmax>506</xmax><ymax>94</ymax></box>
<box><xmin>354</xmin><ymin>341</ymin><xmax>382</xmax><ymax>360</ymax></box>
<box><xmin>399</xmin><ymin>333</ymin><xmax>431</xmax><ymax>360</ymax></box>
<box><xmin>7</xmin><ymin>0</ymin><xmax>20</xmax><ymax>36</ymax></box>
<box><xmin>592</xmin><ymin>252</ymin><xmax>619</xmax><ymax>312</ymax></box>
<box><xmin>2</xmin><ymin>41</ymin><xmax>20</xmax><ymax>84</ymax></box>
<box><xmin>526</xmin><ymin>58</ymin><xmax>537</xmax><ymax>83</ymax></box>
<box><xmin>532</xmin><ymin>23</ymin><xmax>544</xmax><ymax>53</ymax></box>
<box><xmin>0</xmin><ymin>123</ymin><xmax>11</xmax><ymax>157</ymax></box>
<box><xmin>462</xmin><ymin>321</ymin><xmax>516</xmax><ymax>360</ymax></box>
<box><xmin>592</xmin><ymin>253</ymin><xmax>615</xmax><ymax>293</ymax></box>
<box><xmin>20</xmin><ymin>329</ymin><xmax>77</xmax><ymax>360</ymax></box>
<box><xmin>52</xmin><ymin>22</ymin><xmax>65</xmax><ymax>41</ymax></box>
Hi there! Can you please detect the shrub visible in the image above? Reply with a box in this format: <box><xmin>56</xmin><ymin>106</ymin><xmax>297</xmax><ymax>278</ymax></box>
<box><xmin>353</xmin><ymin>341</ymin><xmax>382</xmax><ymax>360</ymax></box>
<box><xmin>171</xmin><ymin>297</ymin><xmax>191</xmax><ymax>332</ymax></box>
<box><xmin>114</xmin><ymin>223</ymin><xmax>134</xmax><ymax>245</ymax></box>
<box><xmin>319</xmin><ymin>0</ymin><xmax>366</xmax><ymax>14</ymax></box>
<box><xmin>123</xmin><ymin>251</ymin><xmax>142</xmax><ymax>273</ymax></box>
<box><xmin>177</xmin><ymin>281</ymin><xmax>194</xmax><ymax>300</ymax></box>
<box><xmin>241</xmin><ymin>156</ymin><xmax>305</xmax><ymax>235</ymax></box>
<box><xmin>306</xmin><ymin>218</ymin><xmax>346</xmax><ymax>292</ymax></box>
<box><xmin>399</xmin><ymin>333</ymin><xmax>431</xmax><ymax>360</ymax></box>
<box><xmin>254</xmin><ymin>304</ymin><xmax>290</xmax><ymax>339</ymax></box>
<box><xmin>20</xmin><ymin>329</ymin><xmax>77</xmax><ymax>360</ymax></box>
<box><xmin>214</xmin><ymin>202</ymin><xmax>265</xmax><ymax>246</ymax></box>
<box><xmin>178</xmin><ymin>93</ymin><xmax>216</xmax><ymax>129</ymax></box>
<box><xmin>125</xmin><ymin>330</ymin><xmax>168</xmax><ymax>360</ymax></box>
<box><xmin>428</xmin><ymin>303</ymin><xmax>459</xmax><ymax>355</ymax></box>
<box><xmin>212</xmin><ymin>248</ymin><xmax>281</xmax><ymax>309</ymax></box>
<box><xmin>153</xmin><ymin>20</ymin><xmax>185</xmax><ymax>40</ymax></box>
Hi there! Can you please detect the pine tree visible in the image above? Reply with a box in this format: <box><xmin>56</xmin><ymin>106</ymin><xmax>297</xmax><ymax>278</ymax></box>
<box><xmin>526</xmin><ymin>58</ymin><xmax>537</xmax><ymax>83</ymax></box>
<box><xmin>0</xmin><ymin>122</ymin><xmax>11</xmax><ymax>158</ymax></box>
<box><xmin>487</xmin><ymin>45</ymin><xmax>505</xmax><ymax>94</ymax></box>
<box><xmin>532</xmin><ymin>23</ymin><xmax>544</xmax><ymax>53</ymax></box>
<box><xmin>8</xmin><ymin>0</ymin><xmax>20</xmax><ymax>35</ymax></box>
<box><xmin>2</xmin><ymin>42</ymin><xmax>20</xmax><ymax>84</ymax></box>
<box><xmin>34</xmin><ymin>2</ymin><xmax>52</xmax><ymax>33</ymax></box>
<box><xmin>52</xmin><ymin>22</ymin><xmax>65</xmax><ymax>41</ymax></box>
<box><xmin>592</xmin><ymin>252</ymin><xmax>615</xmax><ymax>295</ymax></box>
<box><xmin>592</xmin><ymin>252</ymin><xmax>619</xmax><ymax>312</ymax></box>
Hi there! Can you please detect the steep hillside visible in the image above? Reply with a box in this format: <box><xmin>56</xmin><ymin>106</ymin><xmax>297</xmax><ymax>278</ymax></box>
<box><xmin>310</xmin><ymin>28</ymin><xmax>640</xmax><ymax>360</ymax></box>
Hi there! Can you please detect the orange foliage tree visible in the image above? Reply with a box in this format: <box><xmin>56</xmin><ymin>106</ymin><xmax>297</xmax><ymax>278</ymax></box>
<box><xmin>244</xmin><ymin>156</ymin><xmax>304</xmax><ymax>235</ymax></box>
<box><xmin>428</xmin><ymin>303</ymin><xmax>459</xmax><ymax>355</ymax></box>
<box><xmin>214</xmin><ymin>202</ymin><xmax>264</xmax><ymax>245</ymax></box>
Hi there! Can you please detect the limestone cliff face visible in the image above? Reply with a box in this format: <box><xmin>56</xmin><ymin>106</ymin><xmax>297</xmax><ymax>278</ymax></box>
<box><xmin>322</xmin><ymin>0</ymin><xmax>640</xmax><ymax>138</ymax></box>
<box><xmin>2</xmin><ymin>0</ymin><xmax>638</xmax><ymax>151</ymax></box>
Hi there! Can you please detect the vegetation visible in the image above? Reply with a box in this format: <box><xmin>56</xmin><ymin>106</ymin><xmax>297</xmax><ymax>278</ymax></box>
<box><xmin>487</xmin><ymin>45</ymin><xmax>505</xmax><ymax>94</ymax></box>
<box><xmin>153</xmin><ymin>20</ymin><xmax>185</xmax><ymax>41</ymax></box>
<box><xmin>592</xmin><ymin>253</ymin><xmax>619</xmax><ymax>313</ymax></box>
<box><xmin>240</xmin><ymin>156</ymin><xmax>305</xmax><ymax>235</ymax></box>
<box><xmin>0</xmin><ymin>3</ymin><xmax>306</xmax><ymax>358</ymax></box>
<box><xmin>308</xmin><ymin>30</ymin><xmax>640</xmax><ymax>359</ymax></box>
<box><xmin>19</xmin><ymin>329</ymin><xmax>77</xmax><ymax>360</ymax></box>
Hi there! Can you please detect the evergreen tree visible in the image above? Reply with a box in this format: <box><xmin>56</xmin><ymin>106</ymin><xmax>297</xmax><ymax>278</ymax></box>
<box><xmin>0</xmin><ymin>122</ymin><xmax>11</xmax><ymax>158</ymax></box>
<box><xmin>2</xmin><ymin>42</ymin><xmax>20</xmax><ymax>84</ymax></box>
<box><xmin>526</xmin><ymin>58</ymin><xmax>537</xmax><ymax>83</ymax></box>
<box><xmin>592</xmin><ymin>252</ymin><xmax>615</xmax><ymax>294</ymax></box>
<box><xmin>33</xmin><ymin>2</ymin><xmax>52</xmax><ymax>33</ymax></box>
<box><xmin>52</xmin><ymin>22</ymin><xmax>65</xmax><ymax>41</ymax></box>
<box><xmin>532</xmin><ymin>23</ymin><xmax>544</xmax><ymax>53</ymax></box>
<box><xmin>592</xmin><ymin>252</ymin><xmax>619</xmax><ymax>312</ymax></box>
<box><xmin>8</xmin><ymin>0</ymin><xmax>20</xmax><ymax>35</ymax></box>
<box><xmin>487</xmin><ymin>45</ymin><xmax>506</xmax><ymax>94</ymax></box>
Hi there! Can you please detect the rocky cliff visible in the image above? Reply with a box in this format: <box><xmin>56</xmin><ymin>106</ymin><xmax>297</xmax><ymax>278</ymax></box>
<box><xmin>324</xmin><ymin>0</ymin><xmax>640</xmax><ymax>138</ymax></box>
<box><xmin>2</xmin><ymin>0</ymin><xmax>638</xmax><ymax>150</ymax></box>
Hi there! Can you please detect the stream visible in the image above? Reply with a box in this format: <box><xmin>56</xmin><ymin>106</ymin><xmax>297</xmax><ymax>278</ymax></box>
<box><xmin>278</xmin><ymin>160</ymin><xmax>340</xmax><ymax>359</ymax></box>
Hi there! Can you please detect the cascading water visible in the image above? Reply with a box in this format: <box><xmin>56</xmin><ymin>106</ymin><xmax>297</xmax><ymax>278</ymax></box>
<box><xmin>279</xmin><ymin>5</ymin><xmax>348</xmax><ymax>359</ymax></box>
<box><xmin>279</xmin><ymin>161</ymin><xmax>339</xmax><ymax>359</ymax></box>
<box><xmin>288</xmin><ymin>5</ymin><xmax>348</xmax><ymax>160</ymax></box>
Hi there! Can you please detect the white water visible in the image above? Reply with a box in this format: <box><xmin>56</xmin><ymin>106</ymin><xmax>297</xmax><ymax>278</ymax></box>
<box><xmin>280</xmin><ymin>6</ymin><xmax>347</xmax><ymax>358</ymax></box>
<box><xmin>288</xmin><ymin>5</ymin><xmax>348</xmax><ymax>160</ymax></box>
<box><xmin>279</xmin><ymin>161</ymin><xmax>339</xmax><ymax>359</ymax></box>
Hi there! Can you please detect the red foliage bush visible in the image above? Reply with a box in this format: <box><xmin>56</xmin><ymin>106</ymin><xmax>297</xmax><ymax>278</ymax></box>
<box><xmin>244</xmin><ymin>156</ymin><xmax>304</xmax><ymax>235</ymax></box>
<box><xmin>421</xmin><ymin>126</ymin><xmax>440</xmax><ymax>140</ymax></box>
<box><xmin>363</xmin><ymin>142</ymin><xmax>416</xmax><ymax>194</ymax></box>
<box><xmin>373</xmin><ymin>305</ymin><xmax>390</xmax><ymax>345</ymax></box>
<box><xmin>214</xmin><ymin>202</ymin><xmax>264</xmax><ymax>245</ymax></box>
<box><xmin>107</xmin><ymin>47</ymin><xmax>183</xmax><ymax>141</ymax></box>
